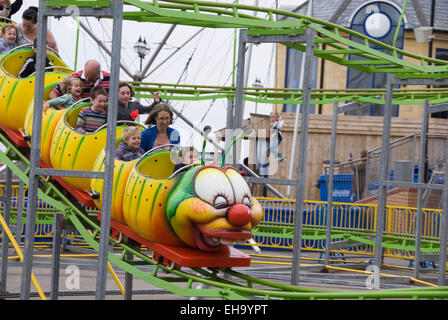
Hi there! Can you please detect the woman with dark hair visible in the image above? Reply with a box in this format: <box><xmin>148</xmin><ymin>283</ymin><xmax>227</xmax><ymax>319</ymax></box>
<box><xmin>16</xmin><ymin>6</ymin><xmax>58</xmax><ymax>53</ymax></box>
<box><xmin>116</xmin><ymin>82</ymin><xmax>161</xmax><ymax>121</ymax></box>
<box><xmin>140</xmin><ymin>103</ymin><xmax>180</xmax><ymax>152</ymax></box>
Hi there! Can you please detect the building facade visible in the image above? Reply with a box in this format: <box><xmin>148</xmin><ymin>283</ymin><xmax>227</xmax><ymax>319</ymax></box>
<box><xmin>258</xmin><ymin>0</ymin><xmax>448</xmax><ymax>200</ymax></box>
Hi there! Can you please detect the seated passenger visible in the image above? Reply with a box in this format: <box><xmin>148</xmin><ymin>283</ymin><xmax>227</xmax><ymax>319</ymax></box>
<box><xmin>0</xmin><ymin>23</ymin><xmax>19</xmax><ymax>54</ymax></box>
<box><xmin>75</xmin><ymin>86</ymin><xmax>108</xmax><ymax>134</ymax></box>
<box><xmin>0</xmin><ymin>0</ymin><xmax>12</xmax><ymax>18</ymax></box>
<box><xmin>117</xmin><ymin>82</ymin><xmax>161</xmax><ymax>121</ymax></box>
<box><xmin>17</xmin><ymin>38</ymin><xmax>53</xmax><ymax>78</ymax></box>
<box><xmin>115</xmin><ymin>126</ymin><xmax>144</xmax><ymax>161</ymax></box>
<box><xmin>50</xmin><ymin>59</ymin><xmax>110</xmax><ymax>99</ymax></box>
<box><xmin>17</xmin><ymin>6</ymin><xmax>58</xmax><ymax>53</ymax></box>
<box><xmin>44</xmin><ymin>77</ymin><xmax>83</xmax><ymax>110</ymax></box>
<box><xmin>141</xmin><ymin>103</ymin><xmax>180</xmax><ymax>152</ymax></box>
<box><xmin>173</xmin><ymin>146</ymin><xmax>199</xmax><ymax>172</ymax></box>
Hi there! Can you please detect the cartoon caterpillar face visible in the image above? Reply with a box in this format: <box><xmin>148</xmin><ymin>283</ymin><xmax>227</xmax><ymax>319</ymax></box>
<box><xmin>166</xmin><ymin>165</ymin><xmax>264</xmax><ymax>251</ymax></box>
<box><xmin>93</xmin><ymin>149</ymin><xmax>264</xmax><ymax>252</ymax></box>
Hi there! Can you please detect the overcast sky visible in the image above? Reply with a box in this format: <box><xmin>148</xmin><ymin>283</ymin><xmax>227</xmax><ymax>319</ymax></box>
<box><xmin>15</xmin><ymin>0</ymin><xmax>304</xmax><ymax>155</ymax></box>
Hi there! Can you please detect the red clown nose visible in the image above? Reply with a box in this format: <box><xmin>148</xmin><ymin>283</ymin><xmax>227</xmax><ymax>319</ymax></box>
<box><xmin>227</xmin><ymin>204</ymin><xmax>251</xmax><ymax>227</ymax></box>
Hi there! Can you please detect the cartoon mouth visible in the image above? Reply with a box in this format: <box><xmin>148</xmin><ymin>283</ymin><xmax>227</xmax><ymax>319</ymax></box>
<box><xmin>194</xmin><ymin>226</ymin><xmax>251</xmax><ymax>251</ymax></box>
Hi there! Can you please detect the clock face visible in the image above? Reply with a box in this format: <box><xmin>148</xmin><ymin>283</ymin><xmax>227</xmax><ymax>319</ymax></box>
<box><xmin>364</xmin><ymin>12</ymin><xmax>391</xmax><ymax>39</ymax></box>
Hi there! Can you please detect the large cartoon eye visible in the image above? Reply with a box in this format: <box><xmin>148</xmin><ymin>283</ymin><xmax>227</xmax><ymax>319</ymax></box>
<box><xmin>225</xmin><ymin>168</ymin><xmax>251</xmax><ymax>205</ymax></box>
<box><xmin>214</xmin><ymin>195</ymin><xmax>229</xmax><ymax>209</ymax></box>
<box><xmin>194</xmin><ymin>168</ymin><xmax>234</xmax><ymax>208</ymax></box>
<box><xmin>242</xmin><ymin>195</ymin><xmax>252</xmax><ymax>208</ymax></box>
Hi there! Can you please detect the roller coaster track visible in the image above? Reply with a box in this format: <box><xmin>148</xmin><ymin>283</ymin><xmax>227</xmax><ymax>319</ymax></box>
<box><xmin>1</xmin><ymin>0</ymin><xmax>447</xmax><ymax>299</ymax></box>
<box><xmin>118</xmin><ymin>0</ymin><xmax>448</xmax><ymax>79</ymax></box>
<box><xmin>253</xmin><ymin>222</ymin><xmax>445</xmax><ymax>254</ymax></box>
<box><xmin>3</xmin><ymin>127</ymin><xmax>448</xmax><ymax>299</ymax></box>
<box><xmin>48</xmin><ymin>0</ymin><xmax>448</xmax><ymax>80</ymax></box>
<box><xmin>131</xmin><ymin>83</ymin><xmax>448</xmax><ymax>106</ymax></box>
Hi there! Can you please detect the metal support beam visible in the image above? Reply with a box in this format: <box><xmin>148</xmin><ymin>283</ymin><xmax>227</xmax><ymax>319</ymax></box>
<box><xmin>243</xmin><ymin>176</ymin><xmax>296</xmax><ymax>186</ymax></box>
<box><xmin>323</xmin><ymin>101</ymin><xmax>339</xmax><ymax>267</ymax></box>
<box><xmin>146</xmin><ymin>28</ymin><xmax>205</xmax><ymax>77</ymax></box>
<box><xmin>410</xmin><ymin>0</ymin><xmax>429</xmax><ymax>27</ymax></box>
<box><xmin>0</xmin><ymin>167</ymin><xmax>12</xmax><ymax>294</ymax></box>
<box><xmin>413</xmin><ymin>100</ymin><xmax>428</xmax><ymax>279</ymax></box>
<box><xmin>35</xmin><ymin>168</ymin><xmax>104</xmax><ymax>179</ymax></box>
<box><xmin>16</xmin><ymin>170</ymin><xmax>25</xmax><ymax>246</ymax></box>
<box><xmin>124</xmin><ymin>251</ymin><xmax>133</xmax><ymax>300</ymax></box>
<box><xmin>392</xmin><ymin>78</ymin><xmax>448</xmax><ymax>86</ymax></box>
<box><xmin>124</xmin><ymin>252</ymin><xmax>134</xmax><ymax>300</ymax></box>
<box><xmin>233</xmin><ymin>29</ymin><xmax>247</xmax><ymax>166</ymax></box>
<box><xmin>244</xmin><ymin>34</ymin><xmax>306</xmax><ymax>44</ymax></box>
<box><xmin>240</xmin><ymin>166</ymin><xmax>287</xmax><ymax>198</ymax></box>
<box><xmin>337</xmin><ymin>101</ymin><xmax>374</xmax><ymax>114</ymax></box>
<box><xmin>140</xmin><ymin>24</ymin><xmax>177</xmax><ymax>80</ymax></box>
<box><xmin>44</xmin><ymin>6</ymin><xmax>113</xmax><ymax>17</ymax></box>
<box><xmin>233</xmin><ymin>31</ymin><xmax>289</xmax><ymax>197</ymax></box>
<box><xmin>95</xmin><ymin>0</ymin><xmax>123</xmax><ymax>300</ymax></box>
<box><xmin>439</xmin><ymin>139</ymin><xmax>448</xmax><ymax>285</ymax></box>
<box><xmin>427</xmin><ymin>103</ymin><xmax>448</xmax><ymax>114</ymax></box>
<box><xmin>50</xmin><ymin>214</ymin><xmax>63</xmax><ymax>300</ymax></box>
<box><xmin>225</xmin><ymin>99</ymin><xmax>234</xmax><ymax>165</ymax></box>
<box><xmin>385</xmin><ymin>180</ymin><xmax>444</xmax><ymax>190</ymax></box>
<box><xmin>79</xmin><ymin>21</ymin><xmax>134</xmax><ymax>79</ymax></box>
<box><xmin>291</xmin><ymin>28</ymin><xmax>315</xmax><ymax>286</ymax></box>
<box><xmin>373</xmin><ymin>73</ymin><xmax>394</xmax><ymax>270</ymax></box>
<box><xmin>20</xmin><ymin>0</ymin><xmax>48</xmax><ymax>299</ymax></box>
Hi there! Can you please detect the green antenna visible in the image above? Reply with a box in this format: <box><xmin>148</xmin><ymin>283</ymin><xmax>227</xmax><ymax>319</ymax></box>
<box><xmin>221</xmin><ymin>126</ymin><xmax>253</xmax><ymax>167</ymax></box>
<box><xmin>201</xmin><ymin>125</ymin><xmax>212</xmax><ymax>165</ymax></box>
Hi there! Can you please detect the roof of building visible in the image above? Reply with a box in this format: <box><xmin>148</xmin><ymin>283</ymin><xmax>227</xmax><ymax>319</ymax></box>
<box><xmin>280</xmin><ymin>0</ymin><xmax>448</xmax><ymax>31</ymax></box>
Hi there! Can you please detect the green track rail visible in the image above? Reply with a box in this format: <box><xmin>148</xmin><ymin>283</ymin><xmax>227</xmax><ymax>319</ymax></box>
<box><xmin>2</xmin><ymin>132</ymin><xmax>448</xmax><ymax>299</ymax></box>
<box><xmin>46</xmin><ymin>0</ymin><xmax>448</xmax><ymax>80</ymax></box>
<box><xmin>131</xmin><ymin>83</ymin><xmax>448</xmax><ymax>105</ymax></box>
<box><xmin>253</xmin><ymin>223</ymin><xmax>445</xmax><ymax>254</ymax></box>
<box><xmin>123</xmin><ymin>0</ymin><xmax>448</xmax><ymax>79</ymax></box>
<box><xmin>1</xmin><ymin>0</ymin><xmax>445</xmax><ymax>299</ymax></box>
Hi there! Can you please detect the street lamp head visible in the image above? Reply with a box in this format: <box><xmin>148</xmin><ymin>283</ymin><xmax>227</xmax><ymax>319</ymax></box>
<box><xmin>252</xmin><ymin>78</ymin><xmax>263</xmax><ymax>88</ymax></box>
<box><xmin>134</xmin><ymin>36</ymin><xmax>150</xmax><ymax>59</ymax></box>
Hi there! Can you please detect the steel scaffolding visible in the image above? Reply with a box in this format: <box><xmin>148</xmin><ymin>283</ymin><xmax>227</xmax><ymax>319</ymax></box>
<box><xmin>20</xmin><ymin>0</ymin><xmax>123</xmax><ymax>300</ymax></box>
<box><xmin>0</xmin><ymin>0</ymin><xmax>446</xmax><ymax>300</ymax></box>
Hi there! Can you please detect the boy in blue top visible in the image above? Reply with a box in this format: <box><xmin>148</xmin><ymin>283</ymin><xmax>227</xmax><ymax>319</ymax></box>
<box><xmin>115</xmin><ymin>126</ymin><xmax>145</xmax><ymax>161</ymax></box>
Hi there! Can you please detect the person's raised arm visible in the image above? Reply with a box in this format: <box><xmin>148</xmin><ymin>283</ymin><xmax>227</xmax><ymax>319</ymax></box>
<box><xmin>46</xmin><ymin>28</ymin><xmax>58</xmax><ymax>54</ymax></box>
<box><xmin>136</xmin><ymin>92</ymin><xmax>161</xmax><ymax>114</ymax></box>
<box><xmin>49</xmin><ymin>81</ymin><xmax>63</xmax><ymax>99</ymax></box>
<box><xmin>9</xmin><ymin>0</ymin><xmax>22</xmax><ymax>17</ymax></box>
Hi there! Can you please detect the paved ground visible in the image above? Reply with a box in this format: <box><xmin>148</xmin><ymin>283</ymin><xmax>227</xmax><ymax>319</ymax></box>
<box><xmin>0</xmin><ymin>244</ymin><xmax>444</xmax><ymax>300</ymax></box>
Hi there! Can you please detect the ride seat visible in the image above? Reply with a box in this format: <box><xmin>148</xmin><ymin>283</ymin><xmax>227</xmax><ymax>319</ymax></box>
<box><xmin>1</xmin><ymin>47</ymin><xmax>69</xmax><ymax>78</ymax></box>
<box><xmin>137</xmin><ymin>150</ymin><xmax>175</xmax><ymax>180</ymax></box>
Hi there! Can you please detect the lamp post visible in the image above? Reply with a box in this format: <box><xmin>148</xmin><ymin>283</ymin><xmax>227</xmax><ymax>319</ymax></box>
<box><xmin>133</xmin><ymin>36</ymin><xmax>150</xmax><ymax>79</ymax></box>
<box><xmin>252</xmin><ymin>78</ymin><xmax>263</xmax><ymax>114</ymax></box>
